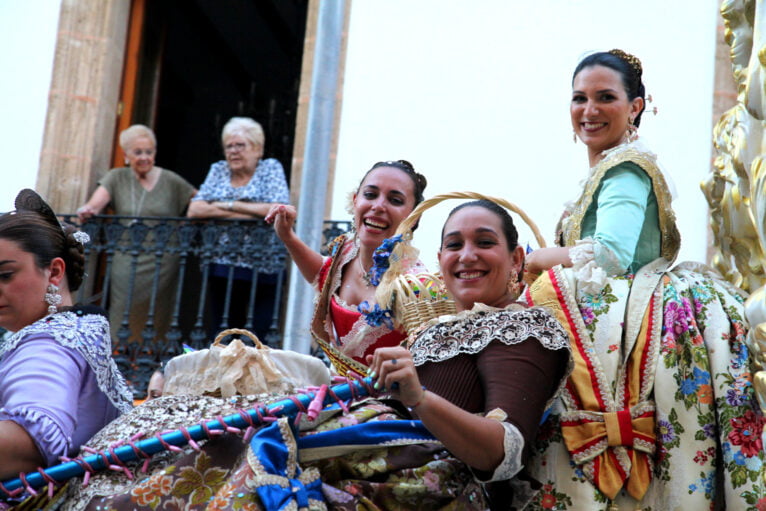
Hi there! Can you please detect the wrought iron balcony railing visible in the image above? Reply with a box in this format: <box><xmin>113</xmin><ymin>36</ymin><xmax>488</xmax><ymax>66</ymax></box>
<box><xmin>50</xmin><ymin>214</ymin><xmax>351</xmax><ymax>399</ymax></box>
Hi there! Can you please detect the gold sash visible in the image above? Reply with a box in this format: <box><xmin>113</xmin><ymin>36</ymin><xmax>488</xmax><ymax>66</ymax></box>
<box><xmin>527</xmin><ymin>265</ymin><xmax>665</xmax><ymax>500</ymax></box>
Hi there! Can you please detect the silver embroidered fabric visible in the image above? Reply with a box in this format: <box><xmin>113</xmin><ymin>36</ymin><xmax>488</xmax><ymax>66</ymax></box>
<box><xmin>410</xmin><ymin>305</ymin><xmax>570</xmax><ymax>366</ymax></box>
<box><xmin>60</xmin><ymin>393</ymin><xmax>272</xmax><ymax>511</ymax></box>
<box><xmin>1</xmin><ymin>312</ymin><xmax>132</xmax><ymax>414</ymax></box>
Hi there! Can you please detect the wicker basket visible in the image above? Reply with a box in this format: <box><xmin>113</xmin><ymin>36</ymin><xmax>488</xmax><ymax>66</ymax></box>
<box><xmin>374</xmin><ymin>191</ymin><xmax>546</xmax><ymax>334</ymax></box>
<box><xmin>394</xmin><ymin>272</ymin><xmax>455</xmax><ymax>334</ymax></box>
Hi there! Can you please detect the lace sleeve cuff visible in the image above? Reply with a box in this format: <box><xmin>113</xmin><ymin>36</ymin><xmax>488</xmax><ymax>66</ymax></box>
<box><xmin>570</xmin><ymin>239</ymin><xmax>606</xmax><ymax>295</ymax></box>
<box><xmin>570</xmin><ymin>238</ymin><xmax>623</xmax><ymax>294</ymax></box>
<box><xmin>473</xmin><ymin>421</ymin><xmax>524</xmax><ymax>483</ymax></box>
<box><xmin>592</xmin><ymin>239</ymin><xmax>624</xmax><ymax>276</ymax></box>
<box><xmin>0</xmin><ymin>407</ymin><xmax>71</xmax><ymax>466</ymax></box>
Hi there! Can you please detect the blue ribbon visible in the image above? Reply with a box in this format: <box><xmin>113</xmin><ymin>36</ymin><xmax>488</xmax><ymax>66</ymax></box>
<box><xmin>298</xmin><ymin>419</ymin><xmax>436</xmax><ymax>451</ymax></box>
<box><xmin>357</xmin><ymin>301</ymin><xmax>394</xmax><ymax>330</ymax></box>
<box><xmin>368</xmin><ymin>234</ymin><xmax>404</xmax><ymax>286</ymax></box>
<box><xmin>249</xmin><ymin>420</ymin><xmax>325</xmax><ymax>510</ymax></box>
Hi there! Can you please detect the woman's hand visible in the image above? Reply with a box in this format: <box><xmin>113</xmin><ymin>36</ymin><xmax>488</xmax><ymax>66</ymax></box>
<box><xmin>76</xmin><ymin>205</ymin><xmax>97</xmax><ymax>222</ymax></box>
<box><xmin>265</xmin><ymin>204</ymin><xmax>297</xmax><ymax>240</ymax></box>
<box><xmin>365</xmin><ymin>346</ymin><xmax>425</xmax><ymax>408</ymax></box>
<box><xmin>76</xmin><ymin>186</ymin><xmax>111</xmax><ymax>223</ymax></box>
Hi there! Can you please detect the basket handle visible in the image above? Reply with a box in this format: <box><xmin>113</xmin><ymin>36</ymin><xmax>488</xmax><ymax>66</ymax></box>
<box><xmin>395</xmin><ymin>191</ymin><xmax>547</xmax><ymax>248</ymax></box>
<box><xmin>213</xmin><ymin>328</ymin><xmax>264</xmax><ymax>349</ymax></box>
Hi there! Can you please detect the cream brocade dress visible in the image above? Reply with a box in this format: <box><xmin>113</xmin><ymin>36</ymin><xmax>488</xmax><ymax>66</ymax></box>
<box><xmin>525</xmin><ymin>141</ymin><xmax>766</xmax><ymax>510</ymax></box>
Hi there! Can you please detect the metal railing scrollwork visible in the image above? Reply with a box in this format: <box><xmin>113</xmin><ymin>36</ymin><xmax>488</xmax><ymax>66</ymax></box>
<box><xmin>53</xmin><ymin>214</ymin><xmax>351</xmax><ymax>399</ymax></box>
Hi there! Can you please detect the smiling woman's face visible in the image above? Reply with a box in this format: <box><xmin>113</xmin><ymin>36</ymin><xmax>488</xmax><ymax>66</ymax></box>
<box><xmin>570</xmin><ymin>65</ymin><xmax>643</xmax><ymax>160</ymax></box>
<box><xmin>0</xmin><ymin>238</ymin><xmax>52</xmax><ymax>332</ymax></box>
<box><xmin>438</xmin><ymin>206</ymin><xmax>520</xmax><ymax>312</ymax></box>
<box><xmin>124</xmin><ymin>136</ymin><xmax>156</xmax><ymax>177</ymax></box>
<box><xmin>352</xmin><ymin>166</ymin><xmax>416</xmax><ymax>250</ymax></box>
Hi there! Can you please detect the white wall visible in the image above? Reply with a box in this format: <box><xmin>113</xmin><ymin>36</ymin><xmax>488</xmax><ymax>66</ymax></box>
<box><xmin>333</xmin><ymin>0</ymin><xmax>719</xmax><ymax>268</ymax></box>
<box><xmin>0</xmin><ymin>0</ymin><xmax>61</xmax><ymax>211</ymax></box>
<box><xmin>0</xmin><ymin>0</ymin><xmax>721</xmax><ymax>266</ymax></box>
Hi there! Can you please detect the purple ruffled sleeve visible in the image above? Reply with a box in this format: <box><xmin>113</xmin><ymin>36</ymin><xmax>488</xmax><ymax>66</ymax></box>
<box><xmin>0</xmin><ymin>336</ymin><xmax>120</xmax><ymax>466</ymax></box>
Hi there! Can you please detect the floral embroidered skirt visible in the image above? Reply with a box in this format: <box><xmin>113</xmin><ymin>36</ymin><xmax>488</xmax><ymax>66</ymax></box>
<box><xmin>527</xmin><ymin>263</ymin><xmax>766</xmax><ymax>510</ymax></box>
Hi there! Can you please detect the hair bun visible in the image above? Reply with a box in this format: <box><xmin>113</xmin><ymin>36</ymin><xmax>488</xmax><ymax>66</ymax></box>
<box><xmin>15</xmin><ymin>189</ymin><xmax>59</xmax><ymax>226</ymax></box>
<box><xmin>396</xmin><ymin>160</ymin><xmax>415</xmax><ymax>172</ymax></box>
<box><xmin>608</xmin><ymin>49</ymin><xmax>642</xmax><ymax>78</ymax></box>
<box><xmin>415</xmin><ymin>172</ymin><xmax>428</xmax><ymax>191</ymax></box>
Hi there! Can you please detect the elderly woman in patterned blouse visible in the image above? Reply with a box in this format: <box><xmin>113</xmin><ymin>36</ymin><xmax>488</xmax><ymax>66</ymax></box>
<box><xmin>188</xmin><ymin>117</ymin><xmax>289</xmax><ymax>341</ymax></box>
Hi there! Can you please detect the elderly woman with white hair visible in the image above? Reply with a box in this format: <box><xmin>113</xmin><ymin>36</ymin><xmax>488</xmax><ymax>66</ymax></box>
<box><xmin>76</xmin><ymin>124</ymin><xmax>196</xmax><ymax>352</ymax></box>
<box><xmin>188</xmin><ymin>117</ymin><xmax>289</xmax><ymax>341</ymax></box>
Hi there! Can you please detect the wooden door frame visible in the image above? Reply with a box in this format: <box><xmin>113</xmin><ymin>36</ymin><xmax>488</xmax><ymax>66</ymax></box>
<box><xmin>111</xmin><ymin>0</ymin><xmax>147</xmax><ymax>169</ymax></box>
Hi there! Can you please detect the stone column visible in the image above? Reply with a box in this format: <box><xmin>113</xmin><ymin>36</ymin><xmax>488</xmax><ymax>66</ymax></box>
<box><xmin>283</xmin><ymin>0</ymin><xmax>349</xmax><ymax>354</ymax></box>
<box><xmin>36</xmin><ymin>0</ymin><xmax>131</xmax><ymax>214</ymax></box>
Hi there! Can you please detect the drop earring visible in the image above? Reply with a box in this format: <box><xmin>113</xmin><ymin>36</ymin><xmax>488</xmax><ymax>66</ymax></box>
<box><xmin>626</xmin><ymin>118</ymin><xmax>638</xmax><ymax>143</ymax></box>
<box><xmin>507</xmin><ymin>273</ymin><xmax>522</xmax><ymax>300</ymax></box>
<box><xmin>45</xmin><ymin>283</ymin><xmax>62</xmax><ymax>314</ymax></box>
<box><xmin>572</xmin><ymin>131</ymin><xmax>578</xmax><ymax>144</ymax></box>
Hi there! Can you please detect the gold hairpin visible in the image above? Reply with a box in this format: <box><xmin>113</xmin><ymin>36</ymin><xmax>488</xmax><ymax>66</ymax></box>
<box><xmin>608</xmin><ymin>49</ymin><xmax>642</xmax><ymax>77</ymax></box>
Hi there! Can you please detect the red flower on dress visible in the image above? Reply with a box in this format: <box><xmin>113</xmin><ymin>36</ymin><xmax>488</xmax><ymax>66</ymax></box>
<box><xmin>728</xmin><ymin>409</ymin><xmax>765</xmax><ymax>457</ymax></box>
<box><xmin>541</xmin><ymin>493</ymin><xmax>557</xmax><ymax>509</ymax></box>
<box><xmin>693</xmin><ymin>450</ymin><xmax>708</xmax><ymax>465</ymax></box>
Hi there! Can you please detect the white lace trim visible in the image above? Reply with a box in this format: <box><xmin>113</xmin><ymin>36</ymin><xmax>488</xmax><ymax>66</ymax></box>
<box><xmin>570</xmin><ymin>238</ymin><xmax>607</xmax><ymax>295</ymax></box>
<box><xmin>592</xmin><ymin>239</ymin><xmax>624</xmax><ymax>276</ymax></box>
<box><xmin>1</xmin><ymin>312</ymin><xmax>133</xmax><ymax>414</ymax></box>
<box><xmin>570</xmin><ymin>238</ymin><xmax>625</xmax><ymax>292</ymax></box>
<box><xmin>473</xmin><ymin>421</ymin><xmax>524</xmax><ymax>483</ymax></box>
<box><xmin>338</xmin><ymin>317</ymin><xmax>394</xmax><ymax>359</ymax></box>
<box><xmin>409</xmin><ymin>305</ymin><xmax>570</xmax><ymax>366</ymax></box>
<box><xmin>320</xmin><ymin>233</ymin><xmax>428</xmax><ymax>358</ymax></box>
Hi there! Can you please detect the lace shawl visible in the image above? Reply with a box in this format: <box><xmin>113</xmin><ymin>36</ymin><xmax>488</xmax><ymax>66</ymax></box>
<box><xmin>410</xmin><ymin>304</ymin><xmax>570</xmax><ymax>365</ymax></box>
<box><xmin>1</xmin><ymin>312</ymin><xmax>133</xmax><ymax>414</ymax></box>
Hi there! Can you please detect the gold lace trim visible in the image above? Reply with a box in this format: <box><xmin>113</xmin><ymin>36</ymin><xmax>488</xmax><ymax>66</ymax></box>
<box><xmin>562</xmin><ymin>146</ymin><xmax>680</xmax><ymax>263</ymax></box>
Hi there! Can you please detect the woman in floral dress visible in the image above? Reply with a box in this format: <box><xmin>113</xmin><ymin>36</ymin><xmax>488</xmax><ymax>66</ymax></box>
<box><xmin>524</xmin><ymin>49</ymin><xmax>765</xmax><ymax>510</ymax></box>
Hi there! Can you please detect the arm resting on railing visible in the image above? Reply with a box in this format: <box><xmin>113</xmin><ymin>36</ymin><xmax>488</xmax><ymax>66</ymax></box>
<box><xmin>76</xmin><ymin>186</ymin><xmax>111</xmax><ymax>223</ymax></box>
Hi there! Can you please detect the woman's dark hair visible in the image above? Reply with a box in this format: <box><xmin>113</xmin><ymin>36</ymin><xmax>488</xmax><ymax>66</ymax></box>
<box><xmin>573</xmin><ymin>49</ymin><xmax>646</xmax><ymax>126</ymax></box>
<box><xmin>358</xmin><ymin>160</ymin><xmax>428</xmax><ymax>208</ymax></box>
<box><xmin>0</xmin><ymin>189</ymin><xmax>86</xmax><ymax>291</ymax></box>
<box><xmin>441</xmin><ymin>199</ymin><xmax>524</xmax><ymax>283</ymax></box>
<box><xmin>441</xmin><ymin>199</ymin><xmax>519</xmax><ymax>251</ymax></box>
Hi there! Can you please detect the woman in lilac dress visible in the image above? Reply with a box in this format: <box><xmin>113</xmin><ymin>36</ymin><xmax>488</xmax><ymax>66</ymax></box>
<box><xmin>0</xmin><ymin>190</ymin><xmax>132</xmax><ymax>481</ymax></box>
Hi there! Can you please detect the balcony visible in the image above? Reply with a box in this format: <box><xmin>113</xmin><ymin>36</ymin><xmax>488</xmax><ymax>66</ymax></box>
<box><xmin>53</xmin><ymin>214</ymin><xmax>351</xmax><ymax>399</ymax></box>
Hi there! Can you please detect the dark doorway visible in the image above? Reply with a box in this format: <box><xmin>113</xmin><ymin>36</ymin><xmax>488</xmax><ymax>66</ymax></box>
<box><xmin>131</xmin><ymin>0</ymin><xmax>308</xmax><ymax>188</ymax></box>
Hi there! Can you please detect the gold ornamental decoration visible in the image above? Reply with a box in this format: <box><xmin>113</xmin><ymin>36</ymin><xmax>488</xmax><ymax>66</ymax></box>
<box><xmin>707</xmin><ymin>0</ymin><xmax>766</xmax><ymax>464</ymax></box>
